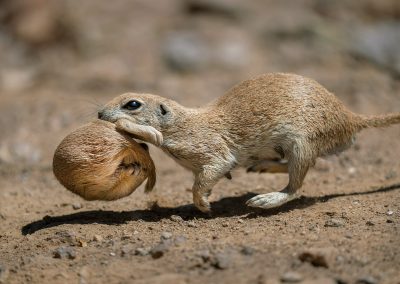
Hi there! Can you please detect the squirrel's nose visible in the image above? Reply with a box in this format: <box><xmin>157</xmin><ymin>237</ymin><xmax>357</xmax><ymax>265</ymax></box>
<box><xmin>97</xmin><ymin>111</ymin><xmax>104</xmax><ymax>119</ymax></box>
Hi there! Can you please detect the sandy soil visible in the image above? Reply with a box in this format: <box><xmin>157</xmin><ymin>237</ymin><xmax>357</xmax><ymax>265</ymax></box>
<box><xmin>0</xmin><ymin>1</ymin><xmax>399</xmax><ymax>283</ymax></box>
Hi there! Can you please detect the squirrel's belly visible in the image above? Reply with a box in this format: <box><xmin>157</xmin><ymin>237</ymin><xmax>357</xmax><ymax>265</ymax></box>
<box><xmin>234</xmin><ymin>143</ymin><xmax>282</xmax><ymax>168</ymax></box>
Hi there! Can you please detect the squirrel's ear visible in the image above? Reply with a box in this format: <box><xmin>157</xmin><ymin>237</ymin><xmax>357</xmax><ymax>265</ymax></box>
<box><xmin>159</xmin><ymin>104</ymin><xmax>168</xmax><ymax>116</ymax></box>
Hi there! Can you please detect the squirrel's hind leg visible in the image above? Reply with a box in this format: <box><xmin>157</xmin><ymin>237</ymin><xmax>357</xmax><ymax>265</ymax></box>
<box><xmin>246</xmin><ymin>141</ymin><xmax>315</xmax><ymax>209</ymax></box>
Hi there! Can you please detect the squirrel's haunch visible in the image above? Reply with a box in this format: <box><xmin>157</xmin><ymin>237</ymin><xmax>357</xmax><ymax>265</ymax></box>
<box><xmin>53</xmin><ymin>120</ymin><xmax>156</xmax><ymax>201</ymax></box>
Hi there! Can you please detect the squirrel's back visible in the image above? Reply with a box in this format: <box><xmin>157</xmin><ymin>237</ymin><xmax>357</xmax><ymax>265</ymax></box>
<box><xmin>213</xmin><ymin>73</ymin><xmax>357</xmax><ymax>140</ymax></box>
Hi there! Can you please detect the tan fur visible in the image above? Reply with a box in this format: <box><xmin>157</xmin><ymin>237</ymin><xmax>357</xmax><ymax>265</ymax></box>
<box><xmin>53</xmin><ymin>120</ymin><xmax>156</xmax><ymax>201</ymax></box>
<box><xmin>98</xmin><ymin>73</ymin><xmax>400</xmax><ymax>212</ymax></box>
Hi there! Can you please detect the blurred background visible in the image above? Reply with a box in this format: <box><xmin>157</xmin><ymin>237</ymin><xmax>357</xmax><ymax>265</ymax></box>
<box><xmin>0</xmin><ymin>0</ymin><xmax>399</xmax><ymax>167</ymax></box>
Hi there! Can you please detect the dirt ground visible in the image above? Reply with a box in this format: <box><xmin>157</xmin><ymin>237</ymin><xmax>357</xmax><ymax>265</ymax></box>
<box><xmin>0</xmin><ymin>1</ymin><xmax>400</xmax><ymax>283</ymax></box>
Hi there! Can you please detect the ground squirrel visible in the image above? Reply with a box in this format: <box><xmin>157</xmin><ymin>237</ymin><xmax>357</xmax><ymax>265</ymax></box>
<box><xmin>98</xmin><ymin>73</ymin><xmax>400</xmax><ymax>212</ymax></box>
<box><xmin>53</xmin><ymin>120</ymin><xmax>156</xmax><ymax>201</ymax></box>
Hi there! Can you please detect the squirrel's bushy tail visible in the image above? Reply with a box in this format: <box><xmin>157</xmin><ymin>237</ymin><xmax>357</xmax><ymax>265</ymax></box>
<box><xmin>356</xmin><ymin>113</ymin><xmax>400</xmax><ymax>129</ymax></box>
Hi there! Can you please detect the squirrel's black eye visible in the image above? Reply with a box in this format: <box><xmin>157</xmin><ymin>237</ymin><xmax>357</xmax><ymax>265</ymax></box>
<box><xmin>123</xmin><ymin>100</ymin><xmax>142</xmax><ymax>110</ymax></box>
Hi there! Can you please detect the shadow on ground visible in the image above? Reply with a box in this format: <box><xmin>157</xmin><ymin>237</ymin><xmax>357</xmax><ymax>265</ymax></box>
<box><xmin>22</xmin><ymin>183</ymin><xmax>400</xmax><ymax>235</ymax></box>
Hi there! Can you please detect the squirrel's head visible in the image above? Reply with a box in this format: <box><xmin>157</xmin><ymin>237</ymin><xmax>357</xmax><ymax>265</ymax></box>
<box><xmin>98</xmin><ymin>93</ymin><xmax>177</xmax><ymax>130</ymax></box>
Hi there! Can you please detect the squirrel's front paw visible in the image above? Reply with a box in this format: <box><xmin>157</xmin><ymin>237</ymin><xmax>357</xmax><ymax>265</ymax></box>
<box><xmin>193</xmin><ymin>193</ymin><xmax>211</xmax><ymax>213</ymax></box>
<box><xmin>115</xmin><ymin>119</ymin><xmax>163</xmax><ymax>147</ymax></box>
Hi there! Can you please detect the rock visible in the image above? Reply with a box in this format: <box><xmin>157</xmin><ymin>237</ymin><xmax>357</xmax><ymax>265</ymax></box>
<box><xmin>170</xmin><ymin>215</ymin><xmax>183</xmax><ymax>222</ymax></box>
<box><xmin>162</xmin><ymin>32</ymin><xmax>209</xmax><ymax>72</ymax></box>
<box><xmin>197</xmin><ymin>250</ymin><xmax>211</xmax><ymax>262</ymax></box>
<box><xmin>281</xmin><ymin>271</ymin><xmax>303</xmax><ymax>283</ymax></box>
<box><xmin>93</xmin><ymin>235</ymin><xmax>103</xmax><ymax>242</ymax></box>
<box><xmin>135</xmin><ymin>247</ymin><xmax>150</xmax><ymax>256</ymax></box>
<box><xmin>53</xmin><ymin>246</ymin><xmax>76</xmax><ymax>260</ymax></box>
<box><xmin>299</xmin><ymin>249</ymin><xmax>330</xmax><ymax>268</ymax></box>
<box><xmin>186</xmin><ymin>221</ymin><xmax>198</xmax><ymax>228</ymax></box>
<box><xmin>121</xmin><ymin>245</ymin><xmax>131</xmax><ymax>256</ymax></box>
<box><xmin>121</xmin><ymin>233</ymin><xmax>133</xmax><ymax>240</ymax></box>
<box><xmin>77</xmin><ymin>239</ymin><xmax>87</xmax><ymax>248</ymax></box>
<box><xmin>109</xmin><ymin>252</ymin><xmax>116</xmax><ymax>256</ymax></box>
<box><xmin>150</xmin><ymin>241</ymin><xmax>171</xmax><ymax>259</ymax></box>
<box><xmin>386</xmin><ymin>210</ymin><xmax>394</xmax><ymax>216</ymax></box>
<box><xmin>174</xmin><ymin>235</ymin><xmax>187</xmax><ymax>246</ymax></box>
<box><xmin>55</xmin><ymin>230</ymin><xmax>77</xmax><ymax>244</ymax></box>
<box><xmin>366</xmin><ymin>221</ymin><xmax>374</xmax><ymax>226</ymax></box>
<box><xmin>325</xmin><ymin>218</ymin><xmax>345</xmax><ymax>227</ymax></box>
<box><xmin>72</xmin><ymin>203</ymin><xmax>82</xmax><ymax>210</ymax></box>
<box><xmin>356</xmin><ymin>276</ymin><xmax>378</xmax><ymax>284</ymax></box>
<box><xmin>0</xmin><ymin>264</ymin><xmax>9</xmax><ymax>284</ymax></box>
<box><xmin>240</xmin><ymin>246</ymin><xmax>255</xmax><ymax>256</ymax></box>
<box><xmin>212</xmin><ymin>252</ymin><xmax>231</xmax><ymax>269</ymax></box>
<box><xmin>347</xmin><ymin>167</ymin><xmax>356</xmax><ymax>175</ymax></box>
<box><xmin>161</xmin><ymin>232</ymin><xmax>173</xmax><ymax>240</ymax></box>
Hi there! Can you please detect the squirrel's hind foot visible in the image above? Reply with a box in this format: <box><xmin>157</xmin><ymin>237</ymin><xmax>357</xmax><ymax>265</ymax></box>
<box><xmin>246</xmin><ymin>192</ymin><xmax>298</xmax><ymax>209</ymax></box>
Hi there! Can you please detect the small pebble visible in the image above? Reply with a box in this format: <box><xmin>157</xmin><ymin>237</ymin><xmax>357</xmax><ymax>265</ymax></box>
<box><xmin>72</xmin><ymin>203</ymin><xmax>82</xmax><ymax>210</ymax></box>
<box><xmin>55</xmin><ymin>230</ymin><xmax>76</xmax><ymax>244</ymax></box>
<box><xmin>299</xmin><ymin>250</ymin><xmax>329</xmax><ymax>268</ymax></box>
<box><xmin>135</xmin><ymin>247</ymin><xmax>150</xmax><ymax>256</ymax></box>
<box><xmin>281</xmin><ymin>271</ymin><xmax>303</xmax><ymax>283</ymax></box>
<box><xmin>174</xmin><ymin>235</ymin><xmax>187</xmax><ymax>245</ymax></box>
<box><xmin>150</xmin><ymin>242</ymin><xmax>171</xmax><ymax>259</ymax></box>
<box><xmin>53</xmin><ymin>246</ymin><xmax>76</xmax><ymax>260</ymax></box>
<box><xmin>240</xmin><ymin>246</ymin><xmax>255</xmax><ymax>256</ymax></box>
<box><xmin>344</xmin><ymin>232</ymin><xmax>353</xmax><ymax>239</ymax></box>
<box><xmin>348</xmin><ymin>167</ymin><xmax>356</xmax><ymax>175</ymax></box>
<box><xmin>386</xmin><ymin>210</ymin><xmax>393</xmax><ymax>216</ymax></box>
<box><xmin>366</xmin><ymin>221</ymin><xmax>374</xmax><ymax>226</ymax></box>
<box><xmin>356</xmin><ymin>276</ymin><xmax>378</xmax><ymax>284</ymax></box>
<box><xmin>170</xmin><ymin>215</ymin><xmax>183</xmax><ymax>222</ymax></box>
<box><xmin>109</xmin><ymin>252</ymin><xmax>116</xmax><ymax>257</ymax></box>
<box><xmin>121</xmin><ymin>233</ymin><xmax>133</xmax><ymax>240</ymax></box>
<box><xmin>187</xmin><ymin>221</ymin><xmax>197</xmax><ymax>228</ymax></box>
<box><xmin>93</xmin><ymin>235</ymin><xmax>103</xmax><ymax>242</ymax></box>
<box><xmin>121</xmin><ymin>246</ymin><xmax>131</xmax><ymax>256</ymax></box>
<box><xmin>77</xmin><ymin>239</ymin><xmax>87</xmax><ymax>247</ymax></box>
<box><xmin>325</xmin><ymin>218</ymin><xmax>345</xmax><ymax>227</ymax></box>
<box><xmin>213</xmin><ymin>252</ymin><xmax>231</xmax><ymax>269</ymax></box>
<box><xmin>197</xmin><ymin>250</ymin><xmax>211</xmax><ymax>262</ymax></box>
<box><xmin>161</xmin><ymin>232</ymin><xmax>173</xmax><ymax>240</ymax></box>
